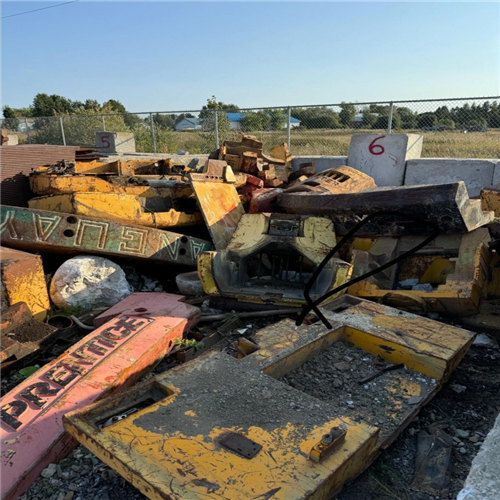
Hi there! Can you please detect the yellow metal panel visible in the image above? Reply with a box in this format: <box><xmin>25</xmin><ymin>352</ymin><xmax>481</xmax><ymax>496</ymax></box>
<box><xmin>197</xmin><ymin>252</ymin><xmax>219</xmax><ymax>295</ymax></box>
<box><xmin>348</xmin><ymin>230</ymin><xmax>491</xmax><ymax>316</ymax></box>
<box><xmin>28</xmin><ymin>193</ymin><xmax>202</xmax><ymax>229</ymax></box>
<box><xmin>481</xmin><ymin>188</ymin><xmax>500</xmax><ymax>216</ymax></box>
<box><xmin>0</xmin><ymin>247</ymin><xmax>50</xmax><ymax>320</ymax></box>
<box><xmin>29</xmin><ymin>174</ymin><xmax>193</xmax><ymax>198</ymax></box>
<box><xmin>190</xmin><ymin>163</ymin><xmax>245</xmax><ymax>250</ymax></box>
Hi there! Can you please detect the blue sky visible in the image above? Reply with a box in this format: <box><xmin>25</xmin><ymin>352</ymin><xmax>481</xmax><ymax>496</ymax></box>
<box><xmin>1</xmin><ymin>1</ymin><xmax>499</xmax><ymax>112</ymax></box>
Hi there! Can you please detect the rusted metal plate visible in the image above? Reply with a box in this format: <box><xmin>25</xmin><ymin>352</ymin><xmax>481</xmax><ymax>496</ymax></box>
<box><xmin>0</xmin><ymin>292</ymin><xmax>199</xmax><ymax>500</ymax></box>
<box><xmin>1</xmin><ymin>318</ymin><xmax>57</xmax><ymax>368</ymax></box>
<box><xmin>190</xmin><ymin>161</ymin><xmax>245</xmax><ymax>250</ymax></box>
<box><xmin>278</xmin><ymin>182</ymin><xmax>494</xmax><ymax>235</ymax></box>
<box><xmin>0</xmin><ymin>205</ymin><xmax>212</xmax><ymax>267</ymax></box>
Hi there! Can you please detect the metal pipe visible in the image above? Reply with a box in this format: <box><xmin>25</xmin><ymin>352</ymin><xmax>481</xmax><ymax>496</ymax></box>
<box><xmin>286</xmin><ymin>107</ymin><xmax>291</xmax><ymax>150</ymax></box>
<box><xmin>25</xmin><ymin>117</ymin><xmax>31</xmax><ymax>144</ymax></box>
<box><xmin>102</xmin><ymin>115</ymin><xmax>106</xmax><ymax>131</ymax></box>
<box><xmin>149</xmin><ymin>113</ymin><xmax>157</xmax><ymax>153</ymax></box>
<box><xmin>59</xmin><ymin>116</ymin><xmax>66</xmax><ymax>146</ymax></box>
<box><xmin>214</xmin><ymin>110</ymin><xmax>219</xmax><ymax>149</ymax></box>
<box><xmin>387</xmin><ymin>102</ymin><xmax>394</xmax><ymax>134</ymax></box>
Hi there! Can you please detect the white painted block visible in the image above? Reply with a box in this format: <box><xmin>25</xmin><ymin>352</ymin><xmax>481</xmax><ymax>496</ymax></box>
<box><xmin>96</xmin><ymin>132</ymin><xmax>136</xmax><ymax>153</ymax></box>
<box><xmin>493</xmin><ymin>161</ymin><xmax>500</xmax><ymax>186</ymax></box>
<box><xmin>292</xmin><ymin>156</ymin><xmax>348</xmax><ymax>173</ymax></box>
<box><xmin>6</xmin><ymin>134</ymin><xmax>18</xmax><ymax>145</ymax></box>
<box><xmin>405</xmin><ymin>158</ymin><xmax>496</xmax><ymax>197</ymax></box>
<box><xmin>348</xmin><ymin>134</ymin><xmax>423</xmax><ymax>186</ymax></box>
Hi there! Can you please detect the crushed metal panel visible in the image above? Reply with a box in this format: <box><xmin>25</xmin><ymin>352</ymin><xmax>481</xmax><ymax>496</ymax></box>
<box><xmin>348</xmin><ymin>229</ymin><xmax>491</xmax><ymax>316</ymax></box>
<box><xmin>197</xmin><ymin>213</ymin><xmax>352</xmax><ymax>306</ymax></box>
<box><xmin>190</xmin><ymin>161</ymin><xmax>245</xmax><ymax>250</ymax></box>
<box><xmin>28</xmin><ymin>192</ymin><xmax>202</xmax><ymax>229</ymax></box>
<box><xmin>285</xmin><ymin>166</ymin><xmax>376</xmax><ymax>194</ymax></box>
<box><xmin>0</xmin><ymin>292</ymin><xmax>199</xmax><ymax>500</ymax></box>
<box><xmin>1</xmin><ymin>206</ymin><xmax>211</xmax><ymax>267</ymax></box>
<box><xmin>0</xmin><ymin>246</ymin><xmax>51</xmax><ymax>321</ymax></box>
<box><xmin>63</xmin><ymin>296</ymin><xmax>473</xmax><ymax>500</ymax></box>
<box><xmin>278</xmin><ymin>182</ymin><xmax>494</xmax><ymax>235</ymax></box>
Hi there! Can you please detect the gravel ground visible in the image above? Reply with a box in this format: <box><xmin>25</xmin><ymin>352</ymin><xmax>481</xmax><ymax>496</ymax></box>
<box><xmin>9</xmin><ymin>317</ymin><xmax>500</xmax><ymax>500</ymax></box>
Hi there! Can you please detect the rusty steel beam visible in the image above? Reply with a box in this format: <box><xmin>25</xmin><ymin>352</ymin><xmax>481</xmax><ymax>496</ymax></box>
<box><xmin>0</xmin><ymin>292</ymin><xmax>200</xmax><ymax>500</ymax></box>
<box><xmin>0</xmin><ymin>205</ymin><xmax>212</xmax><ymax>267</ymax></box>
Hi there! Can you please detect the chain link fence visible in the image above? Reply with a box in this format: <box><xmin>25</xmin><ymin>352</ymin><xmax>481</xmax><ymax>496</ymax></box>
<box><xmin>2</xmin><ymin>97</ymin><xmax>499</xmax><ymax>158</ymax></box>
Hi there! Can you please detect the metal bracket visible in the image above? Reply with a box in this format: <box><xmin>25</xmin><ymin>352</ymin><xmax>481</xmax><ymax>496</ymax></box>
<box><xmin>309</xmin><ymin>427</ymin><xmax>347</xmax><ymax>463</ymax></box>
<box><xmin>219</xmin><ymin>432</ymin><xmax>262</xmax><ymax>459</ymax></box>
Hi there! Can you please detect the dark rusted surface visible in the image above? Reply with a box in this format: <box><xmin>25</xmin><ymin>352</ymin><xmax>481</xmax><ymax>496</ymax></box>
<box><xmin>278</xmin><ymin>182</ymin><xmax>494</xmax><ymax>236</ymax></box>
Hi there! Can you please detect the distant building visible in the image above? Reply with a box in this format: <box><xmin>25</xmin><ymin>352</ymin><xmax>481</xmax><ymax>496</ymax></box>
<box><xmin>226</xmin><ymin>112</ymin><xmax>301</xmax><ymax>130</ymax></box>
<box><xmin>17</xmin><ymin>118</ymin><xmax>35</xmax><ymax>132</ymax></box>
<box><xmin>174</xmin><ymin>117</ymin><xmax>201</xmax><ymax>131</ymax></box>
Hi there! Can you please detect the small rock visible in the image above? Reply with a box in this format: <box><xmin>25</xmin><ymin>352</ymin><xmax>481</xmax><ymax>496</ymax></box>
<box><xmin>41</xmin><ymin>463</ymin><xmax>57</xmax><ymax>478</ymax></box>
<box><xmin>450</xmin><ymin>384</ymin><xmax>467</xmax><ymax>394</ymax></box>
<box><xmin>262</xmin><ymin>389</ymin><xmax>272</xmax><ymax>399</ymax></box>
<box><xmin>332</xmin><ymin>378</ymin><xmax>343</xmax><ymax>388</ymax></box>
<box><xmin>68</xmin><ymin>483</ymin><xmax>79</xmax><ymax>491</ymax></box>
<box><xmin>407</xmin><ymin>396</ymin><xmax>423</xmax><ymax>405</ymax></box>
<box><xmin>473</xmin><ymin>333</ymin><xmax>499</xmax><ymax>348</ymax></box>
<box><xmin>334</xmin><ymin>361</ymin><xmax>350</xmax><ymax>372</ymax></box>
<box><xmin>469</xmin><ymin>435</ymin><xmax>480</xmax><ymax>443</ymax></box>
<box><xmin>408</xmin><ymin>428</ymin><xmax>417</xmax><ymax>436</ymax></box>
<box><xmin>49</xmin><ymin>478</ymin><xmax>62</xmax><ymax>488</ymax></box>
<box><xmin>412</xmin><ymin>283</ymin><xmax>434</xmax><ymax>292</ymax></box>
<box><xmin>459</xmin><ymin>447</ymin><xmax>467</xmax><ymax>454</ymax></box>
<box><xmin>64</xmin><ymin>493</ymin><xmax>75</xmax><ymax>500</ymax></box>
<box><xmin>454</xmin><ymin>429</ymin><xmax>470</xmax><ymax>439</ymax></box>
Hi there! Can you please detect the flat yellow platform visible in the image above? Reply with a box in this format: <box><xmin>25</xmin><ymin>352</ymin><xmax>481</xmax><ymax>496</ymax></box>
<box><xmin>64</xmin><ymin>296</ymin><xmax>474</xmax><ymax>500</ymax></box>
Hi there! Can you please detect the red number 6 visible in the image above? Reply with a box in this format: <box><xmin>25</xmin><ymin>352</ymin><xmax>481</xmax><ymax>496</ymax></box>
<box><xmin>368</xmin><ymin>136</ymin><xmax>385</xmax><ymax>155</ymax></box>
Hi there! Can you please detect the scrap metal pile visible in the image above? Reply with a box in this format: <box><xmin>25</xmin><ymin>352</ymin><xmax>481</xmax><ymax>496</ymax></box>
<box><xmin>1</xmin><ymin>134</ymin><xmax>499</xmax><ymax>500</ymax></box>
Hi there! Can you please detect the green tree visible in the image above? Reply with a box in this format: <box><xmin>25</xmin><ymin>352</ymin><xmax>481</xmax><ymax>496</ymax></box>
<box><xmin>361</xmin><ymin>109</ymin><xmax>377</xmax><ymax>128</ymax></box>
<box><xmin>31</xmin><ymin>93</ymin><xmax>74</xmax><ymax>117</ymax></box>
<box><xmin>153</xmin><ymin>113</ymin><xmax>175</xmax><ymax>130</ymax></box>
<box><xmin>339</xmin><ymin>102</ymin><xmax>356</xmax><ymax>128</ymax></box>
<box><xmin>240</xmin><ymin>111</ymin><xmax>270</xmax><ymax>131</ymax></box>
<box><xmin>417</xmin><ymin>112</ymin><xmax>437</xmax><ymax>129</ymax></box>
<box><xmin>200</xmin><ymin>96</ymin><xmax>235</xmax><ymax>142</ymax></box>
<box><xmin>2</xmin><ymin>106</ymin><xmax>19</xmax><ymax>131</ymax></box>
<box><xmin>269</xmin><ymin>109</ymin><xmax>287</xmax><ymax>130</ymax></box>
<box><xmin>374</xmin><ymin>111</ymin><xmax>401</xmax><ymax>130</ymax></box>
<box><xmin>396</xmin><ymin>107</ymin><xmax>417</xmax><ymax>129</ymax></box>
<box><xmin>291</xmin><ymin>107</ymin><xmax>340</xmax><ymax>129</ymax></box>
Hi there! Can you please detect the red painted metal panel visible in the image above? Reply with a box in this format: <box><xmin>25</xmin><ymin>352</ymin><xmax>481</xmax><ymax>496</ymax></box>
<box><xmin>0</xmin><ymin>292</ymin><xmax>199</xmax><ymax>500</ymax></box>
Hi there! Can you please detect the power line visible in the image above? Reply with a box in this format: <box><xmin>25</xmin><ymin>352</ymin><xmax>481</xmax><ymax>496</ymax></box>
<box><xmin>1</xmin><ymin>1</ymin><xmax>79</xmax><ymax>20</ymax></box>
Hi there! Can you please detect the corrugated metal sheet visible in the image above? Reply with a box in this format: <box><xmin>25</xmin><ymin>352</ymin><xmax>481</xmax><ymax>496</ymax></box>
<box><xmin>0</xmin><ymin>145</ymin><xmax>79</xmax><ymax>207</ymax></box>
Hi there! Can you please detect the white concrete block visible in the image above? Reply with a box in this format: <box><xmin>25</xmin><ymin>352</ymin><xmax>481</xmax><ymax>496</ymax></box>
<box><xmin>6</xmin><ymin>134</ymin><xmax>18</xmax><ymax>145</ymax></box>
<box><xmin>292</xmin><ymin>156</ymin><xmax>348</xmax><ymax>173</ymax></box>
<box><xmin>348</xmin><ymin>134</ymin><xmax>423</xmax><ymax>186</ymax></box>
<box><xmin>96</xmin><ymin>132</ymin><xmax>136</xmax><ymax>153</ymax></box>
<box><xmin>405</xmin><ymin>158</ymin><xmax>496</xmax><ymax>197</ymax></box>
<box><xmin>492</xmin><ymin>161</ymin><xmax>500</xmax><ymax>186</ymax></box>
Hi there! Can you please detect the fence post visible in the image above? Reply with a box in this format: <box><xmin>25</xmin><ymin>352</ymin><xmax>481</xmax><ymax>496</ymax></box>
<box><xmin>102</xmin><ymin>115</ymin><xmax>106</xmax><ymax>131</ymax></box>
<box><xmin>149</xmin><ymin>113</ymin><xmax>157</xmax><ymax>153</ymax></box>
<box><xmin>387</xmin><ymin>102</ymin><xmax>394</xmax><ymax>134</ymax></box>
<box><xmin>25</xmin><ymin>117</ymin><xmax>31</xmax><ymax>144</ymax></box>
<box><xmin>59</xmin><ymin>116</ymin><xmax>66</xmax><ymax>146</ymax></box>
<box><xmin>214</xmin><ymin>109</ymin><xmax>219</xmax><ymax>149</ymax></box>
<box><xmin>286</xmin><ymin>107</ymin><xmax>291</xmax><ymax>150</ymax></box>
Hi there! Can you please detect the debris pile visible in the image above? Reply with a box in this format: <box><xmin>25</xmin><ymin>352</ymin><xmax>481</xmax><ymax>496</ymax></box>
<box><xmin>1</xmin><ymin>133</ymin><xmax>499</xmax><ymax>500</ymax></box>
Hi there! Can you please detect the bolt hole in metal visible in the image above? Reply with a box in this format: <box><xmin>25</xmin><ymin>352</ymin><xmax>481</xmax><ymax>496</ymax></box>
<box><xmin>179</xmin><ymin>248</ymin><xmax>186</xmax><ymax>255</ymax></box>
<box><xmin>180</xmin><ymin>236</ymin><xmax>188</xmax><ymax>243</ymax></box>
<box><xmin>66</xmin><ymin>216</ymin><xmax>77</xmax><ymax>224</ymax></box>
<box><xmin>63</xmin><ymin>229</ymin><xmax>75</xmax><ymax>237</ymax></box>
<box><xmin>134</xmin><ymin>307</ymin><xmax>148</xmax><ymax>313</ymax></box>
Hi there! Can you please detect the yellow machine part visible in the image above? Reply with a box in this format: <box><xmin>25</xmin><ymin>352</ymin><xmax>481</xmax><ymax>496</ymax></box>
<box><xmin>348</xmin><ymin>229</ymin><xmax>491</xmax><ymax>316</ymax></box>
<box><xmin>29</xmin><ymin>174</ymin><xmax>193</xmax><ymax>198</ymax></box>
<box><xmin>63</xmin><ymin>296</ymin><xmax>474</xmax><ymax>500</ymax></box>
<box><xmin>481</xmin><ymin>187</ymin><xmax>500</xmax><ymax>217</ymax></box>
<box><xmin>28</xmin><ymin>193</ymin><xmax>202</xmax><ymax>229</ymax></box>
<box><xmin>197</xmin><ymin>213</ymin><xmax>352</xmax><ymax>306</ymax></box>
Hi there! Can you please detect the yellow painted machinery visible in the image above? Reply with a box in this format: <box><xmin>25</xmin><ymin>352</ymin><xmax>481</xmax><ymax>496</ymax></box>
<box><xmin>198</xmin><ymin>213</ymin><xmax>352</xmax><ymax>306</ymax></box>
<box><xmin>28</xmin><ymin>192</ymin><xmax>202</xmax><ymax>229</ymax></box>
<box><xmin>63</xmin><ymin>296</ymin><xmax>474</xmax><ymax>500</ymax></box>
<box><xmin>348</xmin><ymin>228</ymin><xmax>491</xmax><ymax>316</ymax></box>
